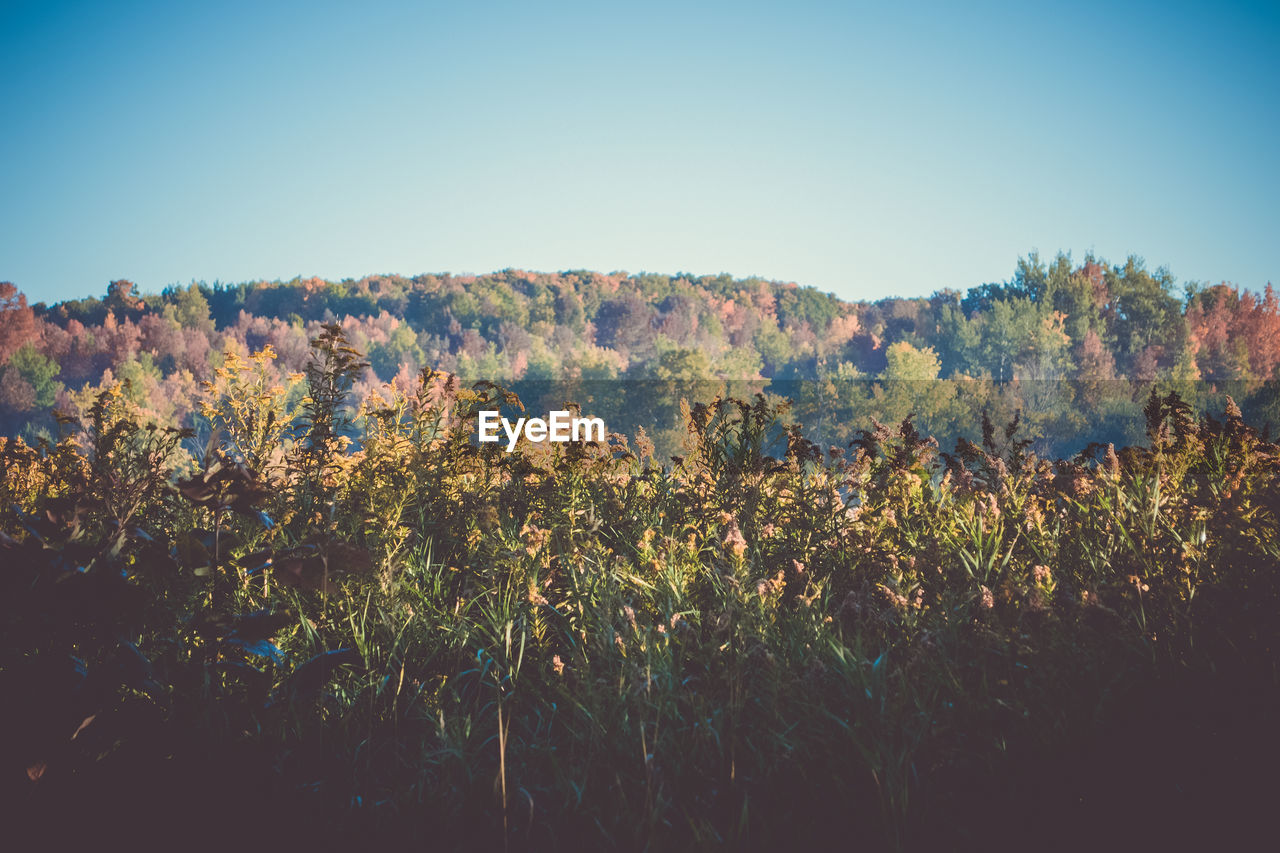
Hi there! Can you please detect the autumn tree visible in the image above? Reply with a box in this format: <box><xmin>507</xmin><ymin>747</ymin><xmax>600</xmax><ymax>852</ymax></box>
<box><xmin>594</xmin><ymin>293</ymin><xmax>657</xmax><ymax>361</ymax></box>
<box><xmin>1240</xmin><ymin>284</ymin><xmax>1280</xmax><ymax>380</ymax></box>
<box><xmin>0</xmin><ymin>283</ymin><xmax>37</xmax><ymax>363</ymax></box>
<box><xmin>1075</xmin><ymin>329</ymin><xmax>1118</xmax><ymax>405</ymax></box>
<box><xmin>1187</xmin><ymin>282</ymin><xmax>1280</xmax><ymax>383</ymax></box>
<box><xmin>105</xmin><ymin>278</ymin><xmax>143</xmax><ymax>315</ymax></box>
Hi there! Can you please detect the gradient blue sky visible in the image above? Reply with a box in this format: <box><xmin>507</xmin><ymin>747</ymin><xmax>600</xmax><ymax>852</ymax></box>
<box><xmin>2</xmin><ymin>0</ymin><xmax>1276</xmax><ymax>305</ymax></box>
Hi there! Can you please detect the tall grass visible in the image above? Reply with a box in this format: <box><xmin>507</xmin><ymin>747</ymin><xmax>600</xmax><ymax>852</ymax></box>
<box><xmin>2</xmin><ymin>329</ymin><xmax>1278</xmax><ymax>849</ymax></box>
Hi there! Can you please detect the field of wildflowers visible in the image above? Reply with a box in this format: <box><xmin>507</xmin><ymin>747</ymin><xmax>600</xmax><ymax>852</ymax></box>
<box><xmin>3</xmin><ymin>327</ymin><xmax>1278</xmax><ymax>850</ymax></box>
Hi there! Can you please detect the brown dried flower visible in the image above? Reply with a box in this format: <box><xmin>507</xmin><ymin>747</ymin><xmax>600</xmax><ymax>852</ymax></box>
<box><xmin>722</xmin><ymin>522</ymin><xmax>748</xmax><ymax>559</ymax></box>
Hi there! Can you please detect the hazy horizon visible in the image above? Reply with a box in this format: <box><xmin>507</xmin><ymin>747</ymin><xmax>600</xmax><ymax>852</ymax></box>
<box><xmin>3</xmin><ymin>0</ymin><xmax>1277</xmax><ymax>305</ymax></box>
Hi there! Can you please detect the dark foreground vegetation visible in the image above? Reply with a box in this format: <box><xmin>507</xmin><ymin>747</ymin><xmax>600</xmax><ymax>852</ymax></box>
<box><xmin>3</xmin><ymin>327</ymin><xmax>1280</xmax><ymax>850</ymax></box>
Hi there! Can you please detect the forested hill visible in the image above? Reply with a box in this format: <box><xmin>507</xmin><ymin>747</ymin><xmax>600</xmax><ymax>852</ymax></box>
<box><xmin>2</xmin><ymin>252</ymin><xmax>1279</xmax><ymax>454</ymax></box>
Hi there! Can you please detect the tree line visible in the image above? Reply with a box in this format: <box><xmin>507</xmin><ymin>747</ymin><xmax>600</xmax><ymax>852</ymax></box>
<box><xmin>2</xmin><ymin>252</ymin><xmax>1277</xmax><ymax>457</ymax></box>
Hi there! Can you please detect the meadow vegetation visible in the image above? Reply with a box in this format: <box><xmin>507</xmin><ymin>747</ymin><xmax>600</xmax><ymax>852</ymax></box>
<box><xmin>3</xmin><ymin>326</ymin><xmax>1278</xmax><ymax>849</ymax></box>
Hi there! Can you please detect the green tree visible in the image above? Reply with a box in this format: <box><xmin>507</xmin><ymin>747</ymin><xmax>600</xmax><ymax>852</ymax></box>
<box><xmin>936</xmin><ymin>303</ymin><xmax>982</xmax><ymax>377</ymax></box>
<box><xmin>1107</xmin><ymin>257</ymin><xmax>1184</xmax><ymax>371</ymax></box>
<box><xmin>882</xmin><ymin>341</ymin><xmax>941</xmax><ymax>381</ymax></box>
<box><xmin>368</xmin><ymin>323</ymin><xmax>425</xmax><ymax>380</ymax></box>
<box><xmin>173</xmin><ymin>284</ymin><xmax>215</xmax><ymax>334</ymax></box>
<box><xmin>755</xmin><ymin>324</ymin><xmax>792</xmax><ymax>376</ymax></box>
<box><xmin>873</xmin><ymin>341</ymin><xmax>954</xmax><ymax>435</ymax></box>
<box><xmin>654</xmin><ymin>347</ymin><xmax>712</xmax><ymax>382</ymax></box>
<box><xmin>7</xmin><ymin>343</ymin><xmax>63</xmax><ymax>409</ymax></box>
<box><xmin>959</xmin><ymin>298</ymin><xmax>1074</xmax><ymax>382</ymax></box>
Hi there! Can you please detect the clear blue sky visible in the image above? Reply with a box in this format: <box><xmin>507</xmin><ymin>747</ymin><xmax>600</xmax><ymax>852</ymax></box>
<box><xmin>2</xmin><ymin>0</ymin><xmax>1276</xmax><ymax>305</ymax></box>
